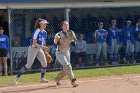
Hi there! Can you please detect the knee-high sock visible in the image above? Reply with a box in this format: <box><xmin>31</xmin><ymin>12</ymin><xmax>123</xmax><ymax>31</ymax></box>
<box><xmin>41</xmin><ymin>67</ymin><xmax>47</xmax><ymax>79</ymax></box>
<box><xmin>17</xmin><ymin>66</ymin><xmax>27</xmax><ymax>78</ymax></box>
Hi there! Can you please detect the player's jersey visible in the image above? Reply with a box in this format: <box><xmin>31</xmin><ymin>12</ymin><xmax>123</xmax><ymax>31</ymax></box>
<box><xmin>0</xmin><ymin>34</ymin><xmax>9</xmax><ymax>51</ymax></box>
<box><xmin>95</xmin><ymin>29</ymin><xmax>107</xmax><ymax>43</ymax></box>
<box><xmin>109</xmin><ymin>27</ymin><xmax>118</xmax><ymax>39</ymax></box>
<box><xmin>134</xmin><ymin>26</ymin><xmax>140</xmax><ymax>42</ymax></box>
<box><xmin>107</xmin><ymin>27</ymin><xmax>120</xmax><ymax>46</ymax></box>
<box><xmin>54</xmin><ymin>31</ymin><xmax>72</xmax><ymax>53</ymax></box>
<box><xmin>30</xmin><ymin>28</ymin><xmax>47</xmax><ymax>47</ymax></box>
<box><xmin>122</xmin><ymin>26</ymin><xmax>135</xmax><ymax>46</ymax></box>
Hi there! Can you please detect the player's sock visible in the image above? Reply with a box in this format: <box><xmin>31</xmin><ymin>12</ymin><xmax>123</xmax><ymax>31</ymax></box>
<box><xmin>17</xmin><ymin>66</ymin><xmax>27</xmax><ymax>78</ymax></box>
<box><xmin>41</xmin><ymin>67</ymin><xmax>47</xmax><ymax>79</ymax></box>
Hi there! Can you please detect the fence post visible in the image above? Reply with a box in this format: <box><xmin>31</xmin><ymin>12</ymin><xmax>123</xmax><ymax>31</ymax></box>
<box><xmin>64</xmin><ymin>8</ymin><xmax>70</xmax><ymax>23</ymax></box>
<box><xmin>7</xmin><ymin>6</ymin><xmax>13</xmax><ymax>75</ymax></box>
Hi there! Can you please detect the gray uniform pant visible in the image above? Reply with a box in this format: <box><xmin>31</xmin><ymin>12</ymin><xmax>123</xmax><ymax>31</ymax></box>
<box><xmin>109</xmin><ymin>39</ymin><xmax>119</xmax><ymax>61</ymax></box>
<box><xmin>134</xmin><ymin>40</ymin><xmax>140</xmax><ymax>59</ymax></box>
<box><xmin>25</xmin><ymin>46</ymin><xmax>47</xmax><ymax>69</ymax></box>
<box><xmin>125</xmin><ymin>40</ymin><xmax>134</xmax><ymax>61</ymax></box>
<box><xmin>55</xmin><ymin>50</ymin><xmax>74</xmax><ymax>81</ymax></box>
<box><xmin>126</xmin><ymin>40</ymin><xmax>134</xmax><ymax>54</ymax></box>
<box><xmin>135</xmin><ymin>40</ymin><xmax>140</xmax><ymax>53</ymax></box>
<box><xmin>96</xmin><ymin>42</ymin><xmax>107</xmax><ymax>60</ymax></box>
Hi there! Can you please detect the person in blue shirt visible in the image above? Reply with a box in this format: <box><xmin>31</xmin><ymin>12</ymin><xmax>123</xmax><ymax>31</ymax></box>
<box><xmin>107</xmin><ymin>20</ymin><xmax>120</xmax><ymax>65</ymax></box>
<box><xmin>122</xmin><ymin>21</ymin><xmax>135</xmax><ymax>64</ymax></box>
<box><xmin>14</xmin><ymin>18</ymin><xmax>49</xmax><ymax>84</ymax></box>
<box><xmin>134</xmin><ymin>20</ymin><xmax>140</xmax><ymax>61</ymax></box>
<box><xmin>95</xmin><ymin>22</ymin><xmax>108</xmax><ymax>66</ymax></box>
<box><xmin>0</xmin><ymin>27</ymin><xmax>9</xmax><ymax>76</ymax></box>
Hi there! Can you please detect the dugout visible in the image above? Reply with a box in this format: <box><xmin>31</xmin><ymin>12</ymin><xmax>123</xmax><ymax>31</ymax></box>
<box><xmin>0</xmin><ymin>0</ymin><xmax>140</xmax><ymax>73</ymax></box>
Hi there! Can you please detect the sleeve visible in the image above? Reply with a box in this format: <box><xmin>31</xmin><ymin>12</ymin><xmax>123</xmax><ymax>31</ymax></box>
<box><xmin>6</xmin><ymin>36</ymin><xmax>10</xmax><ymax>52</ymax></box>
<box><xmin>33</xmin><ymin>30</ymin><xmax>39</xmax><ymax>39</ymax></box>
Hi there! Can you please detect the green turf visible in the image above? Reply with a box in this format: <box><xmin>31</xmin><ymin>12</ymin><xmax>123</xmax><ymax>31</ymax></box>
<box><xmin>1</xmin><ymin>65</ymin><xmax>140</xmax><ymax>85</ymax></box>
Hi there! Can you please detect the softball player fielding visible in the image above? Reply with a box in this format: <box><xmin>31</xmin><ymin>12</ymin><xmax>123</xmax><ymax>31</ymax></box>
<box><xmin>14</xmin><ymin>18</ymin><xmax>49</xmax><ymax>84</ymax></box>
<box><xmin>54</xmin><ymin>21</ymin><xmax>78</xmax><ymax>87</ymax></box>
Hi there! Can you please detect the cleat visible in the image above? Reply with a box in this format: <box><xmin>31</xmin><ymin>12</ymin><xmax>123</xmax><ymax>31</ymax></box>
<box><xmin>40</xmin><ymin>78</ymin><xmax>49</xmax><ymax>83</ymax></box>
<box><xmin>14</xmin><ymin>76</ymin><xmax>18</xmax><ymax>84</ymax></box>
<box><xmin>71</xmin><ymin>78</ymin><xmax>78</xmax><ymax>87</ymax></box>
<box><xmin>55</xmin><ymin>78</ymin><xmax>61</xmax><ymax>85</ymax></box>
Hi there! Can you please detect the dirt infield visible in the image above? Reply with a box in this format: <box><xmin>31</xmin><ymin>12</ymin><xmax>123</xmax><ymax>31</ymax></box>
<box><xmin>1</xmin><ymin>74</ymin><xmax>140</xmax><ymax>93</ymax></box>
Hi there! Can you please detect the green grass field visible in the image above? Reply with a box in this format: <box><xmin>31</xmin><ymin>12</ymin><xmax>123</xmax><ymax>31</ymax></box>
<box><xmin>1</xmin><ymin>65</ymin><xmax>140</xmax><ymax>85</ymax></box>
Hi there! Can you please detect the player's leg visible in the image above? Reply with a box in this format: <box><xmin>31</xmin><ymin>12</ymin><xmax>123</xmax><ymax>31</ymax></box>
<box><xmin>55</xmin><ymin>51</ymin><xmax>78</xmax><ymax>87</ymax></box>
<box><xmin>114</xmin><ymin>39</ymin><xmax>119</xmax><ymax>65</ymax></box>
<box><xmin>125</xmin><ymin>40</ymin><xmax>130</xmax><ymax>63</ymax></box>
<box><xmin>102</xmin><ymin>42</ymin><xmax>108</xmax><ymax>65</ymax></box>
<box><xmin>14</xmin><ymin>47</ymin><xmax>38</xmax><ymax>83</ymax></box>
<box><xmin>0</xmin><ymin>57</ymin><xmax>2</xmax><ymax>76</ymax></box>
<box><xmin>130</xmin><ymin>42</ymin><xmax>135</xmax><ymax>63</ymax></box>
<box><xmin>96</xmin><ymin>43</ymin><xmax>101</xmax><ymax>66</ymax></box>
<box><xmin>134</xmin><ymin>41</ymin><xmax>139</xmax><ymax>62</ymax></box>
<box><xmin>2</xmin><ymin>57</ymin><xmax>8</xmax><ymax>76</ymax></box>
<box><xmin>109</xmin><ymin>39</ymin><xmax>114</xmax><ymax>65</ymax></box>
<box><xmin>36</xmin><ymin>49</ymin><xmax>48</xmax><ymax>82</ymax></box>
<box><xmin>2</xmin><ymin>48</ymin><xmax>8</xmax><ymax>76</ymax></box>
<box><xmin>64</xmin><ymin>51</ymin><xmax>78</xmax><ymax>87</ymax></box>
<box><xmin>55</xmin><ymin>70</ymin><xmax>66</xmax><ymax>85</ymax></box>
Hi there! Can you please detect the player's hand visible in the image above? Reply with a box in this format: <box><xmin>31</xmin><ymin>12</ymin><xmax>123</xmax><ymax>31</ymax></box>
<box><xmin>55</xmin><ymin>34</ymin><xmax>61</xmax><ymax>44</ymax></box>
<box><xmin>42</xmin><ymin>46</ymin><xmax>48</xmax><ymax>51</ymax></box>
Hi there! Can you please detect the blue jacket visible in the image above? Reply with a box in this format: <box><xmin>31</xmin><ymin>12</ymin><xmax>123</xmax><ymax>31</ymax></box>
<box><xmin>134</xmin><ymin>26</ymin><xmax>140</xmax><ymax>42</ymax></box>
<box><xmin>0</xmin><ymin>34</ymin><xmax>9</xmax><ymax>51</ymax></box>
<box><xmin>122</xmin><ymin>26</ymin><xmax>135</xmax><ymax>46</ymax></box>
<box><xmin>107</xmin><ymin>27</ymin><xmax>120</xmax><ymax>46</ymax></box>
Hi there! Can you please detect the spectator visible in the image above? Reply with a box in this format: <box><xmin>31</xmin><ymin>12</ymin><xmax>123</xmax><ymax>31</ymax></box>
<box><xmin>134</xmin><ymin>20</ymin><xmax>140</xmax><ymax>61</ymax></box>
<box><xmin>107</xmin><ymin>20</ymin><xmax>120</xmax><ymax>65</ymax></box>
<box><xmin>0</xmin><ymin>27</ymin><xmax>9</xmax><ymax>76</ymax></box>
<box><xmin>75</xmin><ymin>33</ymin><xmax>87</xmax><ymax>67</ymax></box>
<box><xmin>122</xmin><ymin>21</ymin><xmax>135</xmax><ymax>64</ymax></box>
<box><xmin>95</xmin><ymin>22</ymin><xmax>108</xmax><ymax>66</ymax></box>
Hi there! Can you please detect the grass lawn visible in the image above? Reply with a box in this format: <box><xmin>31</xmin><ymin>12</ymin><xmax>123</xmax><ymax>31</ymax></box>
<box><xmin>1</xmin><ymin>65</ymin><xmax>140</xmax><ymax>85</ymax></box>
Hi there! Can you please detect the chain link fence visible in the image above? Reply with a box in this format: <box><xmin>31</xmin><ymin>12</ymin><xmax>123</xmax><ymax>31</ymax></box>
<box><xmin>9</xmin><ymin>6</ymin><xmax>140</xmax><ymax>72</ymax></box>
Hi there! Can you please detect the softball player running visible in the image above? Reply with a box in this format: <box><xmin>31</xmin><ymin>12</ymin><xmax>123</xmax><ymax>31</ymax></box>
<box><xmin>14</xmin><ymin>18</ymin><xmax>49</xmax><ymax>84</ymax></box>
<box><xmin>122</xmin><ymin>21</ymin><xmax>135</xmax><ymax>64</ymax></box>
<box><xmin>107</xmin><ymin>20</ymin><xmax>120</xmax><ymax>65</ymax></box>
<box><xmin>95</xmin><ymin>22</ymin><xmax>108</xmax><ymax>66</ymax></box>
<box><xmin>54</xmin><ymin>21</ymin><xmax>78</xmax><ymax>87</ymax></box>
